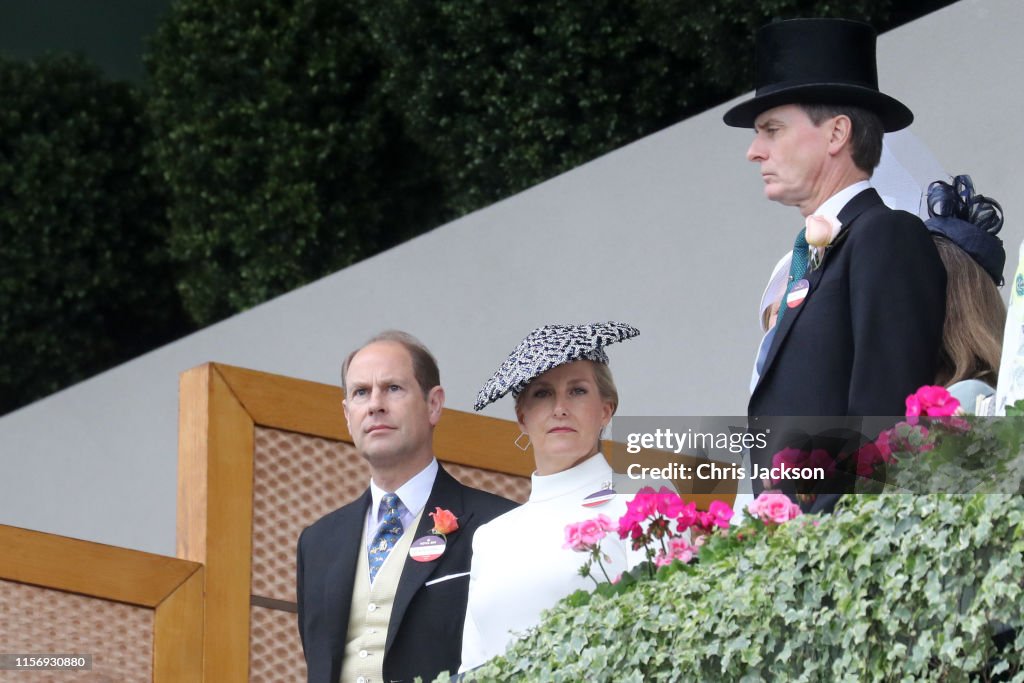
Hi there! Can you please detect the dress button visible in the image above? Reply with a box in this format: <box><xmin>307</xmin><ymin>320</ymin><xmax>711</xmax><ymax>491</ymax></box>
<box><xmin>359</xmin><ymin>649</ymin><xmax>368</xmax><ymax>658</ymax></box>
<box><xmin>367</xmin><ymin>603</ymin><xmax>377</xmax><ymax>612</ymax></box>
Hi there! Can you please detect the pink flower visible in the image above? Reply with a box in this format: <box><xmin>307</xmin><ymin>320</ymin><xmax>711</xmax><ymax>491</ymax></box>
<box><xmin>906</xmin><ymin>385</ymin><xmax>960</xmax><ymax>424</ymax></box>
<box><xmin>805</xmin><ymin>214</ymin><xmax>841</xmax><ymax>248</ymax></box>
<box><xmin>654</xmin><ymin>487</ymin><xmax>686</xmax><ymax>518</ymax></box>
<box><xmin>617</xmin><ymin>509</ymin><xmax>644</xmax><ymax>540</ymax></box>
<box><xmin>653</xmin><ymin>537</ymin><xmax>697</xmax><ymax>567</ymax></box>
<box><xmin>618</xmin><ymin>488</ymin><xmax>658</xmax><ymax>536</ymax></box>
<box><xmin>875</xmin><ymin>429</ymin><xmax>894</xmax><ymax>461</ymax></box>
<box><xmin>747</xmin><ymin>492</ymin><xmax>802</xmax><ymax>525</ymax></box>
<box><xmin>854</xmin><ymin>441</ymin><xmax>886</xmax><ymax>477</ymax></box>
<box><xmin>563</xmin><ymin>514</ymin><xmax>614</xmax><ymax>552</ymax></box>
<box><xmin>668</xmin><ymin>537</ymin><xmax>697</xmax><ymax>564</ymax></box>
<box><xmin>611</xmin><ymin>573</ymin><xmax>622</xmax><ymax>585</ymax></box>
<box><xmin>699</xmin><ymin>500</ymin><xmax>734</xmax><ymax>530</ymax></box>
<box><xmin>806</xmin><ymin>449</ymin><xmax>836</xmax><ymax>478</ymax></box>
<box><xmin>675</xmin><ymin>501</ymin><xmax>700</xmax><ymax>532</ymax></box>
<box><xmin>771</xmin><ymin>447</ymin><xmax>808</xmax><ymax>485</ymax></box>
<box><xmin>905</xmin><ymin>394</ymin><xmax>922</xmax><ymax>423</ymax></box>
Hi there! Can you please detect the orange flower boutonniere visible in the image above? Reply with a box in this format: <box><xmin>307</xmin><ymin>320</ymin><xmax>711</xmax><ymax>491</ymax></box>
<box><xmin>429</xmin><ymin>507</ymin><xmax>459</xmax><ymax>537</ymax></box>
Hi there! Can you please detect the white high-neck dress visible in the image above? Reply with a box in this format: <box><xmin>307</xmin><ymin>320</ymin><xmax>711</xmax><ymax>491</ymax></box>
<box><xmin>459</xmin><ymin>454</ymin><xmax>643</xmax><ymax>671</ymax></box>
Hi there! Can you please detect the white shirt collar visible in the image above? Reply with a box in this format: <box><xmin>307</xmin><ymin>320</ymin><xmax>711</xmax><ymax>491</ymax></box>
<box><xmin>813</xmin><ymin>179</ymin><xmax>871</xmax><ymax>222</ymax></box>
<box><xmin>368</xmin><ymin>458</ymin><xmax>438</xmax><ymax>530</ymax></box>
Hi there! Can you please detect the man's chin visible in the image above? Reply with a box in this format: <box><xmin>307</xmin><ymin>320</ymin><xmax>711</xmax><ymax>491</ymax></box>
<box><xmin>360</xmin><ymin>448</ymin><xmax>402</xmax><ymax>468</ymax></box>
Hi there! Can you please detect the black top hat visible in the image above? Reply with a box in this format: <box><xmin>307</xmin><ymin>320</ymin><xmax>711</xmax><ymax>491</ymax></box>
<box><xmin>723</xmin><ymin>18</ymin><xmax>913</xmax><ymax>131</ymax></box>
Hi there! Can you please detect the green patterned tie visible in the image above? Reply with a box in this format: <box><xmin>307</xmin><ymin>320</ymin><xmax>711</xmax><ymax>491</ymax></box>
<box><xmin>775</xmin><ymin>228</ymin><xmax>809</xmax><ymax>326</ymax></box>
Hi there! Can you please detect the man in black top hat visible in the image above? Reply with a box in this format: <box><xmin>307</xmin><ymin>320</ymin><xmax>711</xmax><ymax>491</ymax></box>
<box><xmin>725</xmin><ymin>19</ymin><xmax>947</xmax><ymax>513</ymax></box>
<box><xmin>726</xmin><ymin>18</ymin><xmax>946</xmax><ymax>421</ymax></box>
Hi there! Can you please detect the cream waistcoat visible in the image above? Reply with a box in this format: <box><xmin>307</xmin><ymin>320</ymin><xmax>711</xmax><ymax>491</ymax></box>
<box><xmin>339</xmin><ymin>508</ymin><xmax>424</xmax><ymax>683</ymax></box>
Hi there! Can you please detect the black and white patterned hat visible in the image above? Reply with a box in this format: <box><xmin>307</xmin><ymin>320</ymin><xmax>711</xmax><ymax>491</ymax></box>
<box><xmin>474</xmin><ymin>322</ymin><xmax>640</xmax><ymax>411</ymax></box>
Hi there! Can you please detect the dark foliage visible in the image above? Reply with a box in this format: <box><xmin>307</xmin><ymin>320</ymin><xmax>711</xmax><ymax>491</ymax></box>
<box><xmin>0</xmin><ymin>54</ymin><xmax>191</xmax><ymax>415</ymax></box>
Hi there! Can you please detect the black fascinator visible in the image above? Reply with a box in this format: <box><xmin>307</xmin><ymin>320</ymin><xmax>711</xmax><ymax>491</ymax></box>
<box><xmin>925</xmin><ymin>175</ymin><xmax>1005</xmax><ymax>285</ymax></box>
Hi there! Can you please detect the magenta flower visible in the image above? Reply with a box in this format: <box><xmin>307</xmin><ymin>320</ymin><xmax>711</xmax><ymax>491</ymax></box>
<box><xmin>698</xmin><ymin>500</ymin><xmax>734</xmax><ymax>530</ymax></box>
<box><xmin>806</xmin><ymin>449</ymin><xmax>836</xmax><ymax>478</ymax></box>
<box><xmin>875</xmin><ymin>429</ymin><xmax>894</xmax><ymax>461</ymax></box>
<box><xmin>771</xmin><ymin>447</ymin><xmax>808</xmax><ymax>484</ymax></box>
<box><xmin>654</xmin><ymin>486</ymin><xmax>686</xmax><ymax>518</ymax></box>
<box><xmin>906</xmin><ymin>385</ymin><xmax>960</xmax><ymax>424</ymax></box>
<box><xmin>855</xmin><ymin>441</ymin><xmax>884</xmax><ymax>477</ymax></box>
<box><xmin>675</xmin><ymin>501</ymin><xmax>700</xmax><ymax>532</ymax></box>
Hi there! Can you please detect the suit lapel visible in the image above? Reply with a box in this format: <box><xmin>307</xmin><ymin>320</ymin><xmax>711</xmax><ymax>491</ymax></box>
<box><xmin>753</xmin><ymin>188</ymin><xmax>884</xmax><ymax>395</ymax></box>
<box><xmin>324</xmin><ymin>490</ymin><xmax>370</xmax><ymax>673</ymax></box>
<box><xmin>385</xmin><ymin>466</ymin><xmax>471</xmax><ymax>653</ymax></box>
<box><xmin>755</xmin><ymin>250</ymin><xmax>823</xmax><ymax>389</ymax></box>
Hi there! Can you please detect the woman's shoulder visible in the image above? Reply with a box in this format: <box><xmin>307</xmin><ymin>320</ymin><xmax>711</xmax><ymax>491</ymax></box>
<box><xmin>948</xmin><ymin>379</ymin><xmax>996</xmax><ymax>415</ymax></box>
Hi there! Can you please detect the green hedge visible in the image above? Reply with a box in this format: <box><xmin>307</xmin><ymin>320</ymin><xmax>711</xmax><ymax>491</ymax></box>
<box><xmin>0</xmin><ymin>54</ymin><xmax>189</xmax><ymax>414</ymax></box>
<box><xmin>361</xmin><ymin>0</ymin><xmax>893</xmax><ymax>219</ymax></box>
<box><xmin>448</xmin><ymin>495</ymin><xmax>1023</xmax><ymax>681</ymax></box>
<box><xmin>145</xmin><ymin>0</ymin><xmax>445</xmax><ymax>325</ymax></box>
<box><xmin>2</xmin><ymin>1</ymin><xmax>957</xmax><ymax>412</ymax></box>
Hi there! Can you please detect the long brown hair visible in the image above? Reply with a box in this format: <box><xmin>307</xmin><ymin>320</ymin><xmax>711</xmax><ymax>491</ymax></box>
<box><xmin>933</xmin><ymin>236</ymin><xmax>1006</xmax><ymax>387</ymax></box>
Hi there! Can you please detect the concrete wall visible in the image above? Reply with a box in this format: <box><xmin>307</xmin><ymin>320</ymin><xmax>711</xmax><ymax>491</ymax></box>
<box><xmin>0</xmin><ymin>0</ymin><xmax>1020</xmax><ymax>555</ymax></box>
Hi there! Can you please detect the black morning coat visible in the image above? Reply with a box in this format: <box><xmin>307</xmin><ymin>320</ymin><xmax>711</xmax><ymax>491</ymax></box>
<box><xmin>296</xmin><ymin>465</ymin><xmax>517</xmax><ymax>683</ymax></box>
<box><xmin>749</xmin><ymin>188</ymin><xmax>946</xmax><ymax>512</ymax></box>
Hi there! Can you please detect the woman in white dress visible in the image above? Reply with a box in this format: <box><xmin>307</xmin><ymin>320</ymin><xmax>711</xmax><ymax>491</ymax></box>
<box><xmin>459</xmin><ymin>322</ymin><xmax>645</xmax><ymax>672</ymax></box>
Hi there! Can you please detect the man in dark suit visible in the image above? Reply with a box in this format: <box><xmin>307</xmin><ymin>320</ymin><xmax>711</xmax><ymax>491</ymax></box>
<box><xmin>296</xmin><ymin>330</ymin><xmax>516</xmax><ymax>683</ymax></box>
<box><xmin>724</xmin><ymin>19</ymin><xmax>946</xmax><ymax>510</ymax></box>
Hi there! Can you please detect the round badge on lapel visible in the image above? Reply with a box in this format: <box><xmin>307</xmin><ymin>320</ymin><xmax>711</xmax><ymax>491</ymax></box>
<box><xmin>786</xmin><ymin>279</ymin><xmax>810</xmax><ymax>308</ymax></box>
<box><xmin>409</xmin><ymin>535</ymin><xmax>446</xmax><ymax>562</ymax></box>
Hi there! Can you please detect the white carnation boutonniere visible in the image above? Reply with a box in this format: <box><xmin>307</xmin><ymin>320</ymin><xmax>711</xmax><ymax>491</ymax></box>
<box><xmin>804</xmin><ymin>214</ymin><xmax>842</xmax><ymax>271</ymax></box>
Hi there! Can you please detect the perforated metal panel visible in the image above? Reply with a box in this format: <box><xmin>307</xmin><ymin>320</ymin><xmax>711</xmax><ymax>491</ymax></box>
<box><xmin>249</xmin><ymin>605</ymin><xmax>305</xmax><ymax>683</ymax></box>
<box><xmin>252</xmin><ymin>427</ymin><xmax>368</xmax><ymax>602</ymax></box>
<box><xmin>0</xmin><ymin>579</ymin><xmax>152</xmax><ymax>682</ymax></box>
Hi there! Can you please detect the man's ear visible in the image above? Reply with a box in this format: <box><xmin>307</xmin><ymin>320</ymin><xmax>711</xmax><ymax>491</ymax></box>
<box><xmin>427</xmin><ymin>386</ymin><xmax>445</xmax><ymax>426</ymax></box>
<box><xmin>827</xmin><ymin>114</ymin><xmax>853</xmax><ymax>156</ymax></box>
<box><xmin>342</xmin><ymin>398</ymin><xmax>352</xmax><ymax>431</ymax></box>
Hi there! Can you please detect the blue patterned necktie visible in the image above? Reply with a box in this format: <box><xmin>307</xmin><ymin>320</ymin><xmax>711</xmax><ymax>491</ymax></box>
<box><xmin>368</xmin><ymin>492</ymin><xmax>404</xmax><ymax>582</ymax></box>
<box><xmin>775</xmin><ymin>228</ymin><xmax>809</xmax><ymax>327</ymax></box>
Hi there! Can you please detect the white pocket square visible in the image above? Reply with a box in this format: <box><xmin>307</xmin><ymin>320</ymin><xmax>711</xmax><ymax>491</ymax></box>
<box><xmin>425</xmin><ymin>571</ymin><xmax>470</xmax><ymax>587</ymax></box>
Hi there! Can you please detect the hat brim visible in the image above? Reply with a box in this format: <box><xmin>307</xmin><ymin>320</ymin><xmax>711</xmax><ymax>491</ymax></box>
<box><xmin>723</xmin><ymin>83</ymin><xmax>913</xmax><ymax>132</ymax></box>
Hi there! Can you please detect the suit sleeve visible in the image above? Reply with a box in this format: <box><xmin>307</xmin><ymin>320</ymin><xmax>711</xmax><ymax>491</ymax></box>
<box><xmin>847</xmin><ymin>212</ymin><xmax>946</xmax><ymax>416</ymax></box>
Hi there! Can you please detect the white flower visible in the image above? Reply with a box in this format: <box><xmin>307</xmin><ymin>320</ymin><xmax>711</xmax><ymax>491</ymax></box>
<box><xmin>804</xmin><ymin>214</ymin><xmax>842</xmax><ymax>270</ymax></box>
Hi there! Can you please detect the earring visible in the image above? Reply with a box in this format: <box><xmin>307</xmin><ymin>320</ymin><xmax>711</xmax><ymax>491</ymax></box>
<box><xmin>514</xmin><ymin>432</ymin><xmax>531</xmax><ymax>451</ymax></box>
